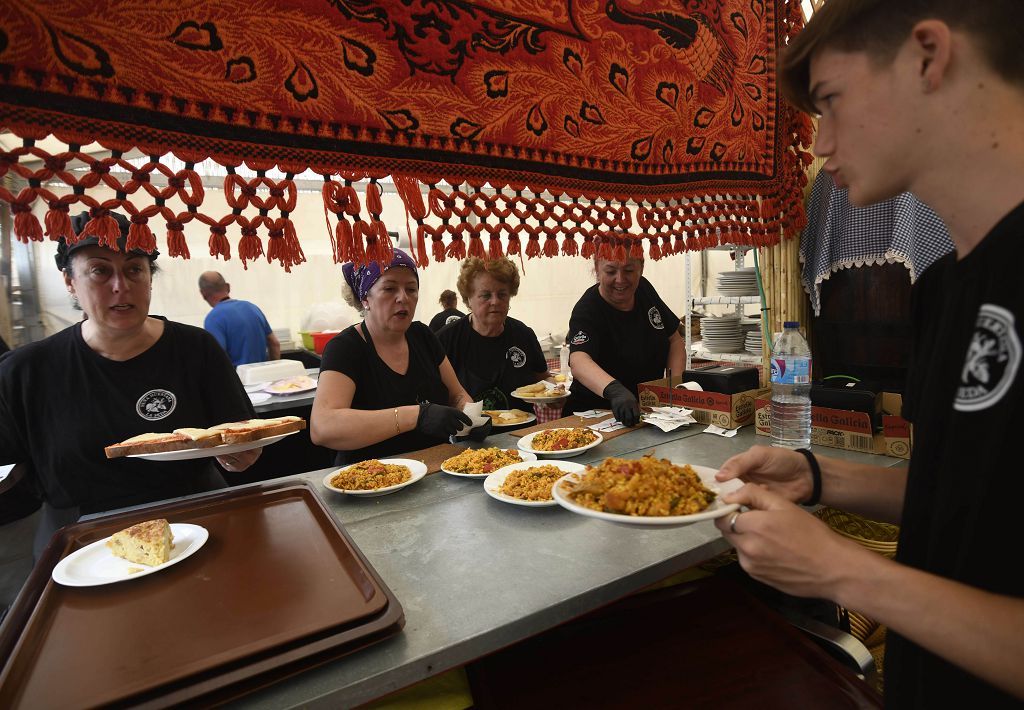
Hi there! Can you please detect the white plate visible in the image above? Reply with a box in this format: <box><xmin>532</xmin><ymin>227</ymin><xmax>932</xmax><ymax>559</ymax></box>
<box><xmin>248</xmin><ymin>392</ymin><xmax>272</xmax><ymax>404</ymax></box>
<box><xmin>52</xmin><ymin>523</ymin><xmax>209</xmax><ymax>587</ymax></box>
<box><xmin>262</xmin><ymin>376</ymin><xmax>317</xmax><ymax>395</ymax></box>
<box><xmin>517</xmin><ymin>429</ymin><xmax>604</xmax><ymax>458</ymax></box>
<box><xmin>512</xmin><ymin>391</ymin><xmax>569</xmax><ymax>404</ymax></box>
<box><xmin>484</xmin><ymin>460</ymin><xmax>586</xmax><ymax>507</ymax></box>
<box><xmin>127</xmin><ymin>431</ymin><xmax>298</xmax><ymax>461</ymax></box>
<box><xmin>551</xmin><ymin>464</ymin><xmax>742</xmax><ymax>527</ymax></box>
<box><xmin>485</xmin><ymin>411</ymin><xmax>537</xmax><ymax>428</ymax></box>
<box><xmin>441</xmin><ymin>450</ymin><xmax>537</xmax><ymax>478</ymax></box>
<box><xmin>322</xmin><ymin>458</ymin><xmax>428</xmax><ymax>496</ymax></box>
<box><xmin>243</xmin><ymin>382</ymin><xmax>269</xmax><ymax>393</ymax></box>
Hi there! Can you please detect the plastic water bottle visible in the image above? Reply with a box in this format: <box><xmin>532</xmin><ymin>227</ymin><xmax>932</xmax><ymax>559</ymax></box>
<box><xmin>770</xmin><ymin>322</ymin><xmax>812</xmax><ymax>449</ymax></box>
<box><xmin>559</xmin><ymin>343</ymin><xmax>571</xmax><ymax>377</ymax></box>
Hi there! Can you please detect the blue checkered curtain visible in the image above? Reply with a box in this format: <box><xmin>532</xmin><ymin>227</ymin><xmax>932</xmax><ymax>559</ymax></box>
<box><xmin>800</xmin><ymin>171</ymin><xmax>954</xmax><ymax>315</ymax></box>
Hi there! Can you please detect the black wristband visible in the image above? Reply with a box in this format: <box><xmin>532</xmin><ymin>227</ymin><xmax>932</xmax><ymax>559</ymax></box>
<box><xmin>796</xmin><ymin>448</ymin><xmax>822</xmax><ymax>506</ymax></box>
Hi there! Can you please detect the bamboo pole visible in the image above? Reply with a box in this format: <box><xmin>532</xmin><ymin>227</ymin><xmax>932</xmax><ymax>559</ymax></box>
<box><xmin>778</xmin><ymin>239</ymin><xmax>785</xmax><ymax>329</ymax></box>
<box><xmin>792</xmin><ymin>235</ymin><xmax>800</xmax><ymax>325</ymax></box>
<box><xmin>766</xmin><ymin>241</ymin><xmax>776</xmax><ymax>337</ymax></box>
<box><xmin>0</xmin><ymin>279</ymin><xmax>12</xmax><ymax>347</ymax></box>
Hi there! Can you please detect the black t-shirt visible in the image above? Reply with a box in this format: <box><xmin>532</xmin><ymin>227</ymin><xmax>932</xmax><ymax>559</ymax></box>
<box><xmin>0</xmin><ymin>320</ymin><xmax>254</xmax><ymax>515</ymax></box>
<box><xmin>320</xmin><ymin>321</ymin><xmax>451</xmax><ymax>465</ymax></box>
<box><xmin>889</xmin><ymin>201</ymin><xmax>1024</xmax><ymax>708</ymax></box>
<box><xmin>437</xmin><ymin>315</ymin><xmax>547</xmax><ymax>409</ymax></box>
<box><xmin>428</xmin><ymin>308</ymin><xmax>465</xmax><ymax>332</ymax></box>
<box><xmin>565</xmin><ymin>277</ymin><xmax>679</xmax><ymax>412</ymax></box>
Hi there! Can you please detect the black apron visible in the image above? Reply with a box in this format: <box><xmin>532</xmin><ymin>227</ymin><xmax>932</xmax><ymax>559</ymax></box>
<box><xmin>336</xmin><ymin>323</ymin><xmax>451</xmax><ymax>465</ymax></box>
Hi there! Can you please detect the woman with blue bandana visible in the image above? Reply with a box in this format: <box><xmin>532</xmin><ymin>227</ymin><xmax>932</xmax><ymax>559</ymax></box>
<box><xmin>311</xmin><ymin>249</ymin><xmax>483</xmax><ymax>464</ymax></box>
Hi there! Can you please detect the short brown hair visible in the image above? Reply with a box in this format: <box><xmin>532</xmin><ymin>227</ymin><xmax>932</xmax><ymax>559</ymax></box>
<box><xmin>439</xmin><ymin>289</ymin><xmax>457</xmax><ymax>307</ymax></box>
<box><xmin>781</xmin><ymin>0</ymin><xmax>1024</xmax><ymax>114</ymax></box>
<box><xmin>456</xmin><ymin>257</ymin><xmax>520</xmax><ymax>305</ymax></box>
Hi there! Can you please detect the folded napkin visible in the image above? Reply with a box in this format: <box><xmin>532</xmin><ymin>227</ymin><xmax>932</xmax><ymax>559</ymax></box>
<box><xmin>455</xmin><ymin>400</ymin><xmax>490</xmax><ymax>438</ymax></box>
<box><xmin>641</xmin><ymin>406</ymin><xmax>698</xmax><ymax>432</ymax></box>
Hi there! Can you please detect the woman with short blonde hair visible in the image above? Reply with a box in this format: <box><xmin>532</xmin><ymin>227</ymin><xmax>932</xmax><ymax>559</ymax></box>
<box><xmin>437</xmin><ymin>257</ymin><xmax>548</xmax><ymax>413</ymax></box>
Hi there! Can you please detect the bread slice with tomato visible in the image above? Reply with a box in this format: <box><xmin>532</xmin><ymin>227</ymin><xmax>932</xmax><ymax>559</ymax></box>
<box><xmin>104</xmin><ymin>428</ymin><xmax>222</xmax><ymax>458</ymax></box>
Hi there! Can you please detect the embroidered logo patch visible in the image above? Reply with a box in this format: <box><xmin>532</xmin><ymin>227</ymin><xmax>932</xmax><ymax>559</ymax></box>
<box><xmin>570</xmin><ymin>330</ymin><xmax>589</xmax><ymax>345</ymax></box>
<box><xmin>954</xmin><ymin>303</ymin><xmax>1021</xmax><ymax>412</ymax></box>
<box><xmin>444</xmin><ymin>314</ymin><xmax>462</xmax><ymax>327</ymax></box>
<box><xmin>136</xmin><ymin>389</ymin><xmax>177</xmax><ymax>421</ymax></box>
<box><xmin>648</xmin><ymin>307</ymin><xmax>664</xmax><ymax>329</ymax></box>
<box><xmin>507</xmin><ymin>346</ymin><xmax>527</xmax><ymax>368</ymax></box>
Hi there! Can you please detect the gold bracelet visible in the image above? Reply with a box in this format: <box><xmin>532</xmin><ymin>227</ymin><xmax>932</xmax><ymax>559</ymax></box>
<box><xmin>394</xmin><ymin>407</ymin><xmax>401</xmax><ymax>434</ymax></box>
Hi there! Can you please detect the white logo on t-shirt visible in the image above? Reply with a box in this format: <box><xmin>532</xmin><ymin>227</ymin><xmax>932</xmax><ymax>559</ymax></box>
<box><xmin>954</xmin><ymin>303</ymin><xmax>1021</xmax><ymax>412</ymax></box>
<box><xmin>136</xmin><ymin>389</ymin><xmax>177</xmax><ymax>421</ymax></box>
<box><xmin>648</xmin><ymin>307</ymin><xmax>664</xmax><ymax>329</ymax></box>
<box><xmin>445</xmin><ymin>314</ymin><xmax>461</xmax><ymax>326</ymax></box>
<box><xmin>507</xmin><ymin>346</ymin><xmax>527</xmax><ymax>368</ymax></box>
<box><xmin>570</xmin><ymin>330</ymin><xmax>589</xmax><ymax>345</ymax></box>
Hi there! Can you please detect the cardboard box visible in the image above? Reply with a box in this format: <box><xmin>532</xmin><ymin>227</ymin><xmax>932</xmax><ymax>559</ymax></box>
<box><xmin>880</xmin><ymin>392</ymin><xmax>912</xmax><ymax>459</ymax></box>
<box><xmin>754</xmin><ymin>391</ymin><xmax>912</xmax><ymax>459</ymax></box>
<box><xmin>638</xmin><ymin>378</ymin><xmax>769</xmax><ymax>429</ymax></box>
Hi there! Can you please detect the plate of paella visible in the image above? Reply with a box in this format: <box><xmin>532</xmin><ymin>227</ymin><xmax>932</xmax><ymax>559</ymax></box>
<box><xmin>551</xmin><ymin>455</ymin><xmax>742</xmax><ymax>527</ymax></box>
<box><xmin>516</xmin><ymin>428</ymin><xmax>603</xmax><ymax>458</ymax></box>
<box><xmin>440</xmin><ymin>447</ymin><xmax>538</xmax><ymax>479</ymax></box>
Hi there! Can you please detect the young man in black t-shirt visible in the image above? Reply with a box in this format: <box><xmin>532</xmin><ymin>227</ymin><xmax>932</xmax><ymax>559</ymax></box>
<box><xmin>712</xmin><ymin>2</ymin><xmax>1024</xmax><ymax>705</ymax></box>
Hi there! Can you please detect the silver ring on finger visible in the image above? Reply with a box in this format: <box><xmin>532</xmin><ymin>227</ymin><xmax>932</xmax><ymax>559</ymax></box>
<box><xmin>728</xmin><ymin>511</ymin><xmax>742</xmax><ymax>534</ymax></box>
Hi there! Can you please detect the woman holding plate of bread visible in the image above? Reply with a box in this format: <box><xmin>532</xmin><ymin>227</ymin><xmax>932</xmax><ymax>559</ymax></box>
<box><xmin>312</xmin><ymin>248</ymin><xmax>489</xmax><ymax>466</ymax></box>
<box><xmin>0</xmin><ymin>212</ymin><xmax>258</xmax><ymax>555</ymax></box>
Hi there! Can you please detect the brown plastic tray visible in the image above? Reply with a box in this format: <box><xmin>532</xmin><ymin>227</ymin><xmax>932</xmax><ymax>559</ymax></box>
<box><xmin>0</xmin><ymin>480</ymin><xmax>404</xmax><ymax>708</ymax></box>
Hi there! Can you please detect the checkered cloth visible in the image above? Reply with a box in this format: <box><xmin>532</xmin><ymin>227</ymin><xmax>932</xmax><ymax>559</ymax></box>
<box><xmin>532</xmin><ymin>402</ymin><xmax>565</xmax><ymax>423</ymax></box>
<box><xmin>800</xmin><ymin>171</ymin><xmax>954</xmax><ymax>315</ymax></box>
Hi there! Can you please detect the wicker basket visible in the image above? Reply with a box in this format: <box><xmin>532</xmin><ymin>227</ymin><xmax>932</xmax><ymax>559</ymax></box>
<box><xmin>815</xmin><ymin>506</ymin><xmax>899</xmax><ymax>559</ymax></box>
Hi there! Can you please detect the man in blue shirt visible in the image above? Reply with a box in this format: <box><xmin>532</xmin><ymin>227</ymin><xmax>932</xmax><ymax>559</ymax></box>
<box><xmin>199</xmin><ymin>271</ymin><xmax>280</xmax><ymax>366</ymax></box>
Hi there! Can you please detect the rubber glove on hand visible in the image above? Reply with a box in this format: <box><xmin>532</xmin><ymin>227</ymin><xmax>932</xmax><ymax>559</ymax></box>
<box><xmin>602</xmin><ymin>380</ymin><xmax>641</xmax><ymax>427</ymax></box>
<box><xmin>457</xmin><ymin>417</ymin><xmax>493</xmax><ymax>442</ymax></box>
<box><xmin>417</xmin><ymin>403</ymin><xmax>472</xmax><ymax>439</ymax></box>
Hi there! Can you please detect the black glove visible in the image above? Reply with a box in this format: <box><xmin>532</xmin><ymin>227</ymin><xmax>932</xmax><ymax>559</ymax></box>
<box><xmin>416</xmin><ymin>402</ymin><xmax>472</xmax><ymax>439</ymax></box>
<box><xmin>458</xmin><ymin>417</ymin><xmax>493</xmax><ymax>442</ymax></box>
<box><xmin>602</xmin><ymin>380</ymin><xmax>640</xmax><ymax>427</ymax></box>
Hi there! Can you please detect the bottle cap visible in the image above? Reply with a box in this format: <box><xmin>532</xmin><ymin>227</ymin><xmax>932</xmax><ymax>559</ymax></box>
<box><xmin>783</xmin><ymin>321</ymin><xmax>799</xmax><ymax>328</ymax></box>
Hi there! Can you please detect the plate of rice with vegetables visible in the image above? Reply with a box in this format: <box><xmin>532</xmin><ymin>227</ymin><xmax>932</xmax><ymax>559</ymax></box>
<box><xmin>484</xmin><ymin>460</ymin><xmax>586</xmax><ymax>507</ymax></box>
<box><xmin>441</xmin><ymin>447</ymin><xmax>537</xmax><ymax>478</ymax></box>
<box><xmin>323</xmin><ymin>458</ymin><xmax>428</xmax><ymax>497</ymax></box>
<box><xmin>517</xmin><ymin>428</ymin><xmax>602</xmax><ymax>457</ymax></box>
<box><xmin>551</xmin><ymin>455</ymin><xmax>741</xmax><ymax>526</ymax></box>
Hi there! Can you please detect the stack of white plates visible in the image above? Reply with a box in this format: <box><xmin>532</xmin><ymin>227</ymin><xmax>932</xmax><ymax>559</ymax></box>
<box><xmin>273</xmin><ymin>327</ymin><xmax>295</xmax><ymax>351</ymax></box>
<box><xmin>740</xmin><ymin>318</ymin><xmax>764</xmax><ymax>355</ymax></box>
<box><xmin>745</xmin><ymin>329</ymin><xmax>764</xmax><ymax>355</ymax></box>
<box><xmin>700</xmin><ymin>314</ymin><xmax>744</xmax><ymax>353</ymax></box>
<box><xmin>717</xmin><ymin>268</ymin><xmax>759</xmax><ymax>297</ymax></box>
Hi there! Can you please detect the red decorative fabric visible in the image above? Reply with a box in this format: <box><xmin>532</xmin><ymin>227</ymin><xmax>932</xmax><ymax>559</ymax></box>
<box><xmin>0</xmin><ymin>0</ymin><xmax>813</xmax><ymax>267</ymax></box>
